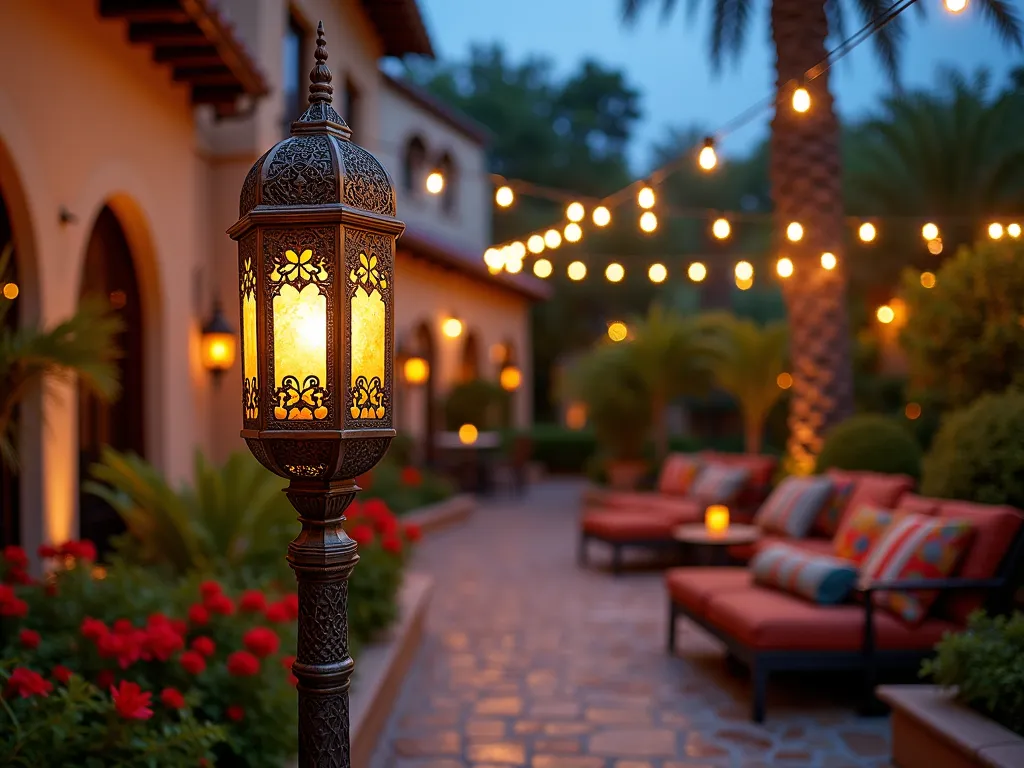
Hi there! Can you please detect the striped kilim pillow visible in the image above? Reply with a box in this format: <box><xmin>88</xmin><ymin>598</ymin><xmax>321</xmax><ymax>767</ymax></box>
<box><xmin>860</xmin><ymin>513</ymin><xmax>974</xmax><ymax>625</ymax></box>
<box><xmin>751</xmin><ymin>543</ymin><xmax>858</xmax><ymax>604</ymax></box>
<box><xmin>655</xmin><ymin>454</ymin><xmax>701</xmax><ymax>495</ymax></box>
<box><xmin>754</xmin><ymin>476</ymin><xmax>835</xmax><ymax>537</ymax></box>
<box><xmin>689</xmin><ymin>464</ymin><xmax>751</xmax><ymax>505</ymax></box>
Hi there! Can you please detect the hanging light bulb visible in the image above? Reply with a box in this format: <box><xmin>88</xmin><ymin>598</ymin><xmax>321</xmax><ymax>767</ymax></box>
<box><xmin>483</xmin><ymin>248</ymin><xmax>504</xmax><ymax>271</ymax></box>
<box><xmin>639</xmin><ymin>211</ymin><xmax>658</xmax><ymax>233</ymax></box>
<box><xmin>792</xmin><ymin>87</ymin><xmax>811</xmax><ymax>113</ymax></box>
<box><xmin>687</xmin><ymin>262</ymin><xmax>707</xmax><ymax>282</ymax></box>
<box><xmin>698</xmin><ymin>136</ymin><xmax>718</xmax><ymax>171</ymax></box>
<box><xmin>712</xmin><ymin>218</ymin><xmax>731</xmax><ymax>239</ymax></box>
<box><xmin>505</xmin><ymin>257</ymin><xmax>523</xmax><ymax>274</ymax></box>
<box><xmin>425</xmin><ymin>171</ymin><xmax>444</xmax><ymax>194</ymax></box>
<box><xmin>544</xmin><ymin>229</ymin><xmax>562</xmax><ymax>249</ymax></box>
<box><xmin>922</xmin><ymin>222</ymin><xmax>939</xmax><ymax>241</ymax></box>
<box><xmin>736</xmin><ymin>276</ymin><xmax>753</xmax><ymax>291</ymax></box>
<box><xmin>566</xmin><ymin>202</ymin><xmax>585</xmax><ymax>222</ymax></box>
<box><xmin>527</xmin><ymin>234</ymin><xmax>545</xmax><ymax>254</ymax></box>
<box><xmin>735</xmin><ymin>261</ymin><xmax>754</xmax><ymax>281</ymax></box>
<box><xmin>564</xmin><ymin>222</ymin><xmax>583</xmax><ymax>243</ymax></box>
<box><xmin>820</xmin><ymin>252</ymin><xmax>837</xmax><ymax>270</ymax></box>
<box><xmin>928</xmin><ymin>238</ymin><xmax>944</xmax><ymax>255</ymax></box>
<box><xmin>776</xmin><ymin>257</ymin><xmax>794</xmax><ymax>278</ymax></box>
<box><xmin>876</xmin><ymin>304</ymin><xmax>895</xmax><ymax>324</ymax></box>
<box><xmin>605</xmin><ymin>263</ymin><xmax>625</xmax><ymax>283</ymax></box>
<box><xmin>1008</xmin><ymin>223</ymin><xmax>1022</xmax><ymax>239</ymax></box>
<box><xmin>859</xmin><ymin>222</ymin><xmax>877</xmax><ymax>242</ymax></box>
<box><xmin>637</xmin><ymin>186</ymin><xmax>656</xmax><ymax>210</ymax></box>
<box><xmin>495</xmin><ymin>185</ymin><xmax>514</xmax><ymax>207</ymax></box>
<box><xmin>592</xmin><ymin>206</ymin><xmax>611</xmax><ymax>227</ymax></box>
<box><xmin>607</xmin><ymin>321</ymin><xmax>628</xmax><ymax>342</ymax></box>
<box><xmin>920</xmin><ymin>271</ymin><xmax>936</xmax><ymax>289</ymax></box>
<box><xmin>509</xmin><ymin>241</ymin><xmax>526</xmax><ymax>260</ymax></box>
<box><xmin>567</xmin><ymin>260</ymin><xmax>587</xmax><ymax>281</ymax></box>
<box><xmin>648</xmin><ymin>263</ymin><xmax>667</xmax><ymax>283</ymax></box>
<box><xmin>533</xmin><ymin>258</ymin><xmax>553</xmax><ymax>278</ymax></box>
<box><xmin>786</xmin><ymin>222</ymin><xmax>804</xmax><ymax>242</ymax></box>
<box><xmin>945</xmin><ymin>0</ymin><xmax>968</xmax><ymax>13</ymax></box>
<box><xmin>989</xmin><ymin>222</ymin><xmax>1005</xmax><ymax>240</ymax></box>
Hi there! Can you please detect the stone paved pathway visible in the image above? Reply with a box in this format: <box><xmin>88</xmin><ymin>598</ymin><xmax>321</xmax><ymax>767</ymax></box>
<box><xmin>369</xmin><ymin>481</ymin><xmax>892</xmax><ymax>768</ymax></box>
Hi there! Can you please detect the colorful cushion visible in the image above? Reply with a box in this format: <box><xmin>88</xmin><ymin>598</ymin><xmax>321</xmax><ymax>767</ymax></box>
<box><xmin>656</xmin><ymin>454</ymin><xmax>701</xmax><ymax>496</ymax></box>
<box><xmin>833</xmin><ymin>505</ymin><xmax>894</xmax><ymax>565</ymax></box>
<box><xmin>750</xmin><ymin>544</ymin><xmax>858</xmax><ymax>605</ymax></box>
<box><xmin>689</xmin><ymin>464</ymin><xmax>751</xmax><ymax>505</ymax></box>
<box><xmin>811</xmin><ymin>478</ymin><xmax>855</xmax><ymax>538</ymax></box>
<box><xmin>754</xmin><ymin>476</ymin><xmax>835</xmax><ymax>537</ymax></box>
<box><xmin>859</xmin><ymin>513</ymin><xmax>974</xmax><ymax>625</ymax></box>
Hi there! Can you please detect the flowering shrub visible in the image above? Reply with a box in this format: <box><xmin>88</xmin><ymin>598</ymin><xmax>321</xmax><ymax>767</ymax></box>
<box><xmin>356</xmin><ymin>458</ymin><xmax>454</xmax><ymax>514</ymax></box>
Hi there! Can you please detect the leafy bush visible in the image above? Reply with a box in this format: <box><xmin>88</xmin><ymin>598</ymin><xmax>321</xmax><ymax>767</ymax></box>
<box><xmin>815</xmin><ymin>414</ymin><xmax>923</xmax><ymax>480</ymax></box>
<box><xmin>923</xmin><ymin>611</ymin><xmax>1024</xmax><ymax>736</ymax></box>
<box><xmin>442</xmin><ymin>379</ymin><xmax>509</xmax><ymax>430</ymax></box>
<box><xmin>516</xmin><ymin>424</ymin><xmax>598</xmax><ymax>474</ymax></box>
<box><xmin>901</xmin><ymin>239</ymin><xmax>1024</xmax><ymax>409</ymax></box>
<box><xmin>921</xmin><ymin>391</ymin><xmax>1024</xmax><ymax>508</ymax></box>
<box><xmin>358</xmin><ymin>460</ymin><xmax>455</xmax><ymax>514</ymax></box>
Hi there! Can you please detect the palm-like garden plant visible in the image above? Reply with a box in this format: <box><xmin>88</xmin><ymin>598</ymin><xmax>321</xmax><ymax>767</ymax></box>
<box><xmin>622</xmin><ymin>0</ymin><xmax>1022</xmax><ymax>472</ymax></box>
<box><xmin>0</xmin><ymin>243</ymin><xmax>121</xmax><ymax>469</ymax></box>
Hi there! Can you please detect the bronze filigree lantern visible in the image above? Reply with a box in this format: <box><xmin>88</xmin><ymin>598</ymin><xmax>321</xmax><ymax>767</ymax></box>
<box><xmin>226</xmin><ymin>23</ymin><xmax>402</xmax><ymax>767</ymax></box>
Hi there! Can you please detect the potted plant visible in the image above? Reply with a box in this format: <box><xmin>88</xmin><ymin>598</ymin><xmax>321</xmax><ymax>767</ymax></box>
<box><xmin>877</xmin><ymin>611</ymin><xmax>1024</xmax><ymax>768</ymax></box>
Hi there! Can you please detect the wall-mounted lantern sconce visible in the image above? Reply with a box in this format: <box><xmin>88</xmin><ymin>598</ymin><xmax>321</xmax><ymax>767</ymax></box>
<box><xmin>200</xmin><ymin>301</ymin><xmax>236</xmax><ymax>384</ymax></box>
<box><xmin>403</xmin><ymin>355</ymin><xmax>429</xmax><ymax>386</ymax></box>
<box><xmin>499</xmin><ymin>363</ymin><xmax>521</xmax><ymax>392</ymax></box>
<box><xmin>442</xmin><ymin>316</ymin><xmax>463</xmax><ymax>339</ymax></box>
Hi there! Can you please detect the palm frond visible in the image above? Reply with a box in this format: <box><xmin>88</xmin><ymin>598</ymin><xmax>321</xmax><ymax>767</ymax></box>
<box><xmin>850</xmin><ymin>0</ymin><xmax>907</xmax><ymax>84</ymax></box>
<box><xmin>975</xmin><ymin>0</ymin><xmax>1024</xmax><ymax>49</ymax></box>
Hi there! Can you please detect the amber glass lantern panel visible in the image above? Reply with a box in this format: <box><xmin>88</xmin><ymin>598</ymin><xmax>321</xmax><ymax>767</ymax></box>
<box><xmin>240</xmin><ymin>243</ymin><xmax>259</xmax><ymax>421</ymax></box>
<box><xmin>349</xmin><ymin>248</ymin><xmax>388</xmax><ymax>420</ymax></box>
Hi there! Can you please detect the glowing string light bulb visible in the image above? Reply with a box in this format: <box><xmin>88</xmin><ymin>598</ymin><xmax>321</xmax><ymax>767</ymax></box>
<box><xmin>928</xmin><ymin>238</ymin><xmax>944</xmax><ymax>255</ymax></box>
<box><xmin>608</xmin><ymin>322</ymin><xmax>628</xmax><ymax>342</ymax></box>
<box><xmin>786</xmin><ymin>222</ymin><xmax>804</xmax><ymax>242</ymax></box>
<box><xmin>564</xmin><ymin>223</ymin><xmax>583</xmax><ymax>243</ymax></box>
<box><xmin>567</xmin><ymin>261</ymin><xmax>587</xmax><ymax>281</ymax></box>
<box><xmin>648</xmin><ymin>263</ymin><xmax>667</xmax><ymax>283</ymax></box>
<box><xmin>821</xmin><ymin>252</ymin><xmax>837</xmax><ymax>270</ymax></box>
<box><xmin>544</xmin><ymin>229</ymin><xmax>562</xmax><ymax>249</ymax></box>
<box><xmin>483</xmin><ymin>248</ymin><xmax>504</xmax><ymax>271</ymax></box>
<box><xmin>712</xmin><ymin>218</ymin><xmax>731</xmax><ymax>239</ymax></box>
<box><xmin>776</xmin><ymin>257</ymin><xmax>794</xmax><ymax>278</ymax></box>
<box><xmin>605</xmin><ymin>263</ymin><xmax>625</xmax><ymax>283</ymax></box>
<box><xmin>735</xmin><ymin>261</ymin><xmax>753</xmax><ymax>281</ymax></box>
<box><xmin>639</xmin><ymin>211</ymin><xmax>658</xmax><ymax>233</ymax></box>
<box><xmin>876</xmin><ymin>305</ymin><xmax>895</xmax><ymax>324</ymax></box>
<box><xmin>859</xmin><ymin>222</ymin><xmax>877</xmax><ymax>242</ymax></box>
<box><xmin>509</xmin><ymin>241</ymin><xmax>526</xmax><ymax>260</ymax></box>
<box><xmin>566</xmin><ymin>202</ymin><xmax>585</xmax><ymax>222</ymax></box>
<box><xmin>792</xmin><ymin>87</ymin><xmax>811</xmax><ymax>113</ymax></box>
<box><xmin>687</xmin><ymin>262</ymin><xmax>707</xmax><ymax>282</ymax></box>
<box><xmin>1009</xmin><ymin>223</ymin><xmax>1022</xmax><ymax>239</ymax></box>
<box><xmin>533</xmin><ymin>258</ymin><xmax>553</xmax><ymax>278</ymax></box>
<box><xmin>920</xmin><ymin>272</ymin><xmax>936</xmax><ymax>289</ymax></box>
<box><xmin>989</xmin><ymin>222</ymin><xmax>1005</xmax><ymax>240</ymax></box>
<box><xmin>637</xmin><ymin>186</ymin><xmax>656</xmax><ymax>210</ymax></box>
<box><xmin>425</xmin><ymin>171</ymin><xmax>444</xmax><ymax>194</ymax></box>
<box><xmin>592</xmin><ymin>206</ymin><xmax>611</xmax><ymax>227</ymax></box>
<box><xmin>698</xmin><ymin>137</ymin><xmax>718</xmax><ymax>171</ymax></box>
<box><xmin>495</xmin><ymin>185</ymin><xmax>514</xmax><ymax>207</ymax></box>
<box><xmin>945</xmin><ymin>0</ymin><xmax>968</xmax><ymax>13</ymax></box>
<box><xmin>505</xmin><ymin>257</ymin><xmax>523</xmax><ymax>274</ymax></box>
<box><xmin>527</xmin><ymin>234</ymin><xmax>545</xmax><ymax>254</ymax></box>
<box><xmin>922</xmin><ymin>222</ymin><xmax>939</xmax><ymax>241</ymax></box>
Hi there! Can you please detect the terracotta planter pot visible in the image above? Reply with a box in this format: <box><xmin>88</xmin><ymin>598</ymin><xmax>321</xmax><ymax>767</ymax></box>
<box><xmin>878</xmin><ymin>685</ymin><xmax>1024</xmax><ymax>768</ymax></box>
<box><xmin>606</xmin><ymin>460</ymin><xmax>648</xmax><ymax>490</ymax></box>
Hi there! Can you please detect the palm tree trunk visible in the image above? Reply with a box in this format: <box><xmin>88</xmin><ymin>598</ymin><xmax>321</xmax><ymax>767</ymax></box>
<box><xmin>770</xmin><ymin>0</ymin><xmax>854</xmax><ymax>473</ymax></box>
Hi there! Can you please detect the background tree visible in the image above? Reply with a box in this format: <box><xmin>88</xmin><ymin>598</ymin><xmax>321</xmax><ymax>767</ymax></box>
<box><xmin>622</xmin><ymin>0</ymin><xmax>1022</xmax><ymax>472</ymax></box>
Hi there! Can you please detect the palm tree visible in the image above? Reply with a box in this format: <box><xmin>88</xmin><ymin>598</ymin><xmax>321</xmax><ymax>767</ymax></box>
<box><xmin>699</xmin><ymin>313</ymin><xmax>788</xmax><ymax>454</ymax></box>
<box><xmin>0</xmin><ymin>243</ymin><xmax>122</xmax><ymax>468</ymax></box>
<box><xmin>622</xmin><ymin>0</ymin><xmax>1022</xmax><ymax>472</ymax></box>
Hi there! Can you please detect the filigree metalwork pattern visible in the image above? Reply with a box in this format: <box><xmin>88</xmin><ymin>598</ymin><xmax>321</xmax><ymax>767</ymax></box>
<box><xmin>297</xmin><ymin>691</ymin><xmax>350</xmax><ymax>768</ymax></box>
<box><xmin>262</xmin><ymin>135</ymin><xmax>337</xmax><ymax>207</ymax></box>
<box><xmin>239</xmin><ymin>147</ymin><xmax>271</xmax><ymax>216</ymax></box>
<box><xmin>297</xmin><ymin>101</ymin><xmax>346</xmax><ymax>126</ymax></box>
<box><xmin>337</xmin><ymin>437</ymin><xmax>392</xmax><ymax>481</ymax></box>
<box><xmin>339</xmin><ymin>142</ymin><xmax>396</xmax><ymax>216</ymax></box>
<box><xmin>239</xmin><ymin>234</ymin><xmax>259</xmax><ymax>427</ymax></box>
<box><xmin>269</xmin><ymin>440</ymin><xmax>337</xmax><ymax>481</ymax></box>
<box><xmin>274</xmin><ymin>374</ymin><xmax>329</xmax><ymax>421</ymax></box>
<box><xmin>285</xmin><ymin>463</ymin><xmax>328</xmax><ymax>478</ymax></box>
<box><xmin>297</xmin><ymin>581</ymin><xmax>349</xmax><ymax>664</ymax></box>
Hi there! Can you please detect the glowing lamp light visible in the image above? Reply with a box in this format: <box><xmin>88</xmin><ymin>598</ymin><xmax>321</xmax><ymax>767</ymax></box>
<box><xmin>509</xmin><ymin>241</ymin><xmax>526</xmax><ymax>260</ymax></box>
<box><xmin>905</xmin><ymin>402</ymin><xmax>922</xmax><ymax>420</ymax></box>
<box><xmin>533</xmin><ymin>258</ymin><xmax>553</xmax><ymax>278</ymax></box>
<box><xmin>544</xmin><ymin>229</ymin><xmax>562</xmax><ymax>249</ymax></box>
<box><xmin>639</xmin><ymin>211</ymin><xmax>658</xmax><ymax>233</ymax></box>
<box><xmin>876</xmin><ymin>305</ymin><xmax>895</xmax><ymax>324</ymax></box>
<box><xmin>495</xmin><ymin>185</ymin><xmax>514</xmax><ymax>207</ymax></box>
<box><xmin>607</xmin><ymin>321</ymin><xmax>628</xmax><ymax>342</ymax></box>
<box><xmin>566</xmin><ymin>202</ymin><xmax>585</xmax><ymax>222</ymax></box>
<box><xmin>687</xmin><ymin>262</ymin><xmax>707</xmax><ymax>282</ymax></box>
<box><xmin>567</xmin><ymin>260</ymin><xmax>587</xmax><ymax>281</ymax></box>
<box><xmin>776</xmin><ymin>257</ymin><xmax>794</xmax><ymax>278</ymax></box>
<box><xmin>425</xmin><ymin>171</ymin><xmax>444</xmax><ymax>194</ymax></box>
<box><xmin>920</xmin><ymin>272</ymin><xmax>936</xmax><ymax>289</ymax></box>
<box><xmin>2</xmin><ymin>282</ymin><xmax>18</xmax><ymax>300</ymax></box>
<box><xmin>928</xmin><ymin>238</ymin><xmax>944</xmax><ymax>255</ymax></box>
<box><xmin>736</xmin><ymin>276</ymin><xmax>753</xmax><ymax>291</ymax></box>
<box><xmin>648</xmin><ymin>263</ymin><xmax>668</xmax><ymax>283</ymax></box>
<box><xmin>735</xmin><ymin>261</ymin><xmax>753</xmax><ymax>281</ymax></box>
<box><xmin>564</xmin><ymin>222</ymin><xmax>583</xmax><ymax>243</ymax></box>
<box><xmin>777</xmin><ymin>372</ymin><xmax>793</xmax><ymax>390</ymax></box>
<box><xmin>922</xmin><ymin>222</ymin><xmax>939</xmax><ymax>241</ymax></box>
<box><xmin>483</xmin><ymin>248</ymin><xmax>504</xmax><ymax>271</ymax></box>
<box><xmin>705</xmin><ymin>505</ymin><xmax>730</xmax><ymax>536</ymax></box>
<box><xmin>605</xmin><ymin>262</ymin><xmax>625</xmax><ymax>283</ymax></box>
<box><xmin>200</xmin><ymin>303</ymin><xmax>237</xmax><ymax>379</ymax></box>
<box><xmin>592</xmin><ymin>206</ymin><xmax>611</xmax><ymax>227</ymax></box>
<box><xmin>786</xmin><ymin>222</ymin><xmax>804</xmax><ymax>242</ymax></box>
<box><xmin>945</xmin><ymin>0</ymin><xmax>967</xmax><ymax>12</ymax></box>
<box><xmin>821</xmin><ymin>252</ymin><xmax>837</xmax><ymax>270</ymax></box>
<box><xmin>699</xmin><ymin>137</ymin><xmax>718</xmax><ymax>171</ymax></box>
<box><xmin>989</xmin><ymin>222</ymin><xmax>1005</xmax><ymax>240</ymax></box>
<box><xmin>442</xmin><ymin>317</ymin><xmax>464</xmax><ymax>338</ymax></box>
<box><xmin>792</xmin><ymin>87</ymin><xmax>811</xmax><ymax>113</ymax></box>
<box><xmin>565</xmin><ymin>402</ymin><xmax>587</xmax><ymax>430</ymax></box>
<box><xmin>505</xmin><ymin>257</ymin><xmax>524</xmax><ymax>274</ymax></box>
<box><xmin>527</xmin><ymin>235</ymin><xmax>545</xmax><ymax>254</ymax></box>
<box><xmin>458</xmin><ymin>423</ymin><xmax>479</xmax><ymax>445</ymax></box>
<box><xmin>403</xmin><ymin>356</ymin><xmax>429</xmax><ymax>385</ymax></box>
<box><xmin>859</xmin><ymin>222</ymin><xmax>877</xmax><ymax>242</ymax></box>
<box><xmin>1009</xmin><ymin>223</ymin><xmax>1022</xmax><ymax>239</ymax></box>
<box><xmin>499</xmin><ymin>364</ymin><xmax>522</xmax><ymax>392</ymax></box>
<box><xmin>637</xmin><ymin>186</ymin><xmax>656</xmax><ymax>209</ymax></box>
<box><xmin>712</xmin><ymin>218</ymin><xmax>731</xmax><ymax>239</ymax></box>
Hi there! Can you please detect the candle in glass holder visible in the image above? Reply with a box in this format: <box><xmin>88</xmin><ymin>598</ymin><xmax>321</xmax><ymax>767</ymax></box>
<box><xmin>705</xmin><ymin>505</ymin><xmax>730</xmax><ymax>536</ymax></box>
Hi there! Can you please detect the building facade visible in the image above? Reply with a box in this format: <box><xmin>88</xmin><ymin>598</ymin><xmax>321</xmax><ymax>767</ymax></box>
<box><xmin>0</xmin><ymin>0</ymin><xmax>543</xmax><ymax>558</ymax></box>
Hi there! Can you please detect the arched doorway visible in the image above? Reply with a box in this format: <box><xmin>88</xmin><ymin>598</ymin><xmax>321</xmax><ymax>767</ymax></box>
<box><xmin>413</xmin><ymin>321</ymin><xmax>437</xmax><ymax>465</ymax></box>
<box><xmin>0</xmin><ymin>186</ymin><xmax>19</xmax><ymax>547</ymax></box>
<box><xmin>460</xmin><ymin>331</ymin><xmax>480</xmax><ymax>382</ymax></box>
<box><xmin>78</xmin><ymin>206</ymin><xmax>146</xmax><ymax>554</ymax></box>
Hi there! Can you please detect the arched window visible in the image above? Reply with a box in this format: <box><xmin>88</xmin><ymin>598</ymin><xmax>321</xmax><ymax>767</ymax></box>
<box><xmin>402</xmin><ymin>136</ymin><xmax>427</xmax><ymax>196</ymax></box>
<box><xmin>437</xmin><ymin>152</ymin><xmax>457</xmax><ymax>216</ymax></box>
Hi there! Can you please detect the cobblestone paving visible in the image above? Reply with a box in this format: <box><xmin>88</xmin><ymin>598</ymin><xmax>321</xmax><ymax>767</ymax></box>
<box><xmin>369</xmin><ymin>481</ymin><xmax>892</xmax><ymax>768</ymax></box>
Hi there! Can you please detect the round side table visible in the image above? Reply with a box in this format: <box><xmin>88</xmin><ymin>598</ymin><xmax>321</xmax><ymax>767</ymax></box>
<box><xmin>673</xmin><ymin>523</ymin><xmax>760</xmax><ymax>567</ymax></box>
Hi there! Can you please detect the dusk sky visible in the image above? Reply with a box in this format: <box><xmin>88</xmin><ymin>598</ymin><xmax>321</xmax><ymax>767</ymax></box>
<box><xmin>416</xmin><ymin>0</ymin><xmax>1022</xmax><ymax>171</ymax></box>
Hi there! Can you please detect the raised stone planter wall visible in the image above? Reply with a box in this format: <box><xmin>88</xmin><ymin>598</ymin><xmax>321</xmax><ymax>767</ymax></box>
<box><xmin>401</xmin><ymin>493</ymin><xmax>476</xmax><ymax>534</ymax></box>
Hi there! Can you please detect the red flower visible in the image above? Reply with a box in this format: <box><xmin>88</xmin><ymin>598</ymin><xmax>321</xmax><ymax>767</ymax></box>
<box><xmin>226</xmin><ymin>650</ymin><xmax>260</xmax><ymax>677</ymax></box>
<box><xmin>188</xmin><ymin>604</ymin><xmax>209</xmax><ymax>626</ymax></box>
<box><xmin>190</xmin><ymin>636</ymin><xmax>216</xmax><ymax>658</ymax></box>
<box><xmin>239</xmin><ymin>590</ymin><xmax>267</xmax><ymax>613</ymax></box>
<box><xmin>111</xmin><ymin>680</ymin><xmax>153</xmax><ymax>720</ymax></box>
<box><xmin>81</xmin><ymin>616</ymin><xmax>108</xmax><ymax>641</ymax></box>
<box><xmin>363</xmin><ymin>498</ymin><xmax>391</xmax><ymax>520</ymax></box>
<box><xmin>226</xmin><ymin>704</ymin><xmax>245</xmax><ymax>722</ymax></box>
<box><xmin>5</xmin><ymin>567</ymin><xmax>32</xmax><ymax>585</ymax></box>
<box><xmin>281</xmin><ymin>655</ymin><xmax>296</xmax><ymax>670</ymax></box>
<box><xmin>243</xmin><ymin>627</ymin><xmax>280</xmax><ymax>658</ymax></box>
<box><xmin>265</xmin><ymin>601</ymin><xmax>290</xmax><ymax>623</ymax></box>
<box><xmin>0</xmin><ymin>597</ymin><xmax>28</xmax><ymax>618</ymax></box>
<box><xmin>52</xmin><ymin>666</ymin><xmax>73</xmax><ymax>684</ymax></box>
<box><xmin>206</xmin><ymin>593</ymin><xmax>235</xmax><ymax>616</ymax></box>
<box><xmin>37</xmin><ymin>544</ymin><xmax>60</xmax><ymax>559</ymax></box>
<box><xmin>400</xmin><ymin>466</ymin><xmax>423</xmax><ymax>487</ymax></box>
<box><xmin>147</xmin><ymin>612</ymin><xmax>169</xmax><ymax>627</ymax></box>
<box><xmin>95</xmin><ymin>669</ymin><xmax>115</xmax><ymax>689</ymax></box>
<box><xmin>346</xmin><ymin>500</ymin><xmax>363</xmax><ymax>521</ymax></box>
<box><xmin>199</xmin><ymin>580</ymin><xmax>222</xmax><ymax>601</ymax></box>
<box><xmin>403</xmin><ymin>522</ymin><xmax>422</xmax><ymax>542</ymax></box>
<box><xmin>60</xmin><ymin>540</ymin><xmax>97</xmax><ymax>561</ymax></box>
<box><xmin>98</xmin><ymin>631</ymin><xmax>142</xmax><ymax>669</ymax></box>
<box><xmin>113</xmin><ymin>618</ymin><xmax>135</xmax><ymax>635</ymax></box>
<box><xmin>382</xmin><ymin>535</ymin><xmax>403</xmax><ymax>555</ymax></box>
<box><xmin>3</xmin><ymin>545</ymin><xmax>28</xmax><ymax>570</ymax></box>
<box><xmin>349</xmin><ymin>524</ymin><xmax>374</xmax><ymax>547</ymax></box>
<box><xmin>6</xmin><ymin>668</ymin><xmax>52</xmax><ymax>699</ymax></box>
<box><xmin>19</xmin><ymin>629</ymin><xmax>40</xmax><ymax>649</ymax></box>
<box><xmin>144</xmin><ymin>623</ymin><xmax>184</xmax><ymax>661</ymax></box>
<box><xmin>283</xmin><ymin>593</ymin><xmax>299</xmax><ymax>620</ymax></box>
<box><xmin>160</xmin><ymin>687</ymin><xmax>186</xmax><ymax>710</ymax></box>
<box><xmin>170</xmin><ymin>618</ymin><xmax>187</xmax><ymax>636</ymax></box>
<box><xmin>179</xmin><ymin>650</ymin><xmax>207</xmax><ymax>675</ymax></box>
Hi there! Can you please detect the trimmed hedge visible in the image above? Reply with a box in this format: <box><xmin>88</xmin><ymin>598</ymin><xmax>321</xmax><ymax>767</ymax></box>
<box><xmin>815</xmin><ymin>414</ymin><xmax>923</xmax><ymax>480</ymax></box>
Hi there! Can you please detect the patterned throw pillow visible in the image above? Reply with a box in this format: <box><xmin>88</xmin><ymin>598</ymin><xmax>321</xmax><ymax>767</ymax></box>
<box><xmin>859</xmin><ymin>513</ymin><xmax>974</xmax><ymax>625</ymax></box>
<box><xmin>833</xmin><ymin>506</ymin><xmax>894</xmax><ymax>565</ymax></box>
<box><xmin>810</xmin><ymin>478</ymin><xmax>855</xmax><ymax>538</ymax></box>
<box><xmin>751</xmin><ymin>544</ymin><xmax>858</xmax><ymax>604</ymax></box>
<box><xmin>689</xmin><ymin>464</ymin><xmax>751</xmax><ymax>505</ymax></box>
<box><xmin>755</xmin><ymin>476</ymin><xmax>835</xmax><ymax>537</ymax></box>
<box><xmin>656</xmin><ymin>455</ymin><xmax>701</xmax><ymax>496</ymax></box>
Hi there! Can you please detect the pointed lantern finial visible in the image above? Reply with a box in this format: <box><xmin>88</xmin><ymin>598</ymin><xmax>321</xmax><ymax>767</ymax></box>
<box><xmin>308</xmin><ymin>21</ymin><xmax>333</xmax><ymax>105</ymax></box>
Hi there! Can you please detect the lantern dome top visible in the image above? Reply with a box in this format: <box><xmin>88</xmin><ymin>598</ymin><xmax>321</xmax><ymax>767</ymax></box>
<box><xmin>238</xmin><ymin>22</ymin><xmax>396</xmax><ymax>219</ymax></box>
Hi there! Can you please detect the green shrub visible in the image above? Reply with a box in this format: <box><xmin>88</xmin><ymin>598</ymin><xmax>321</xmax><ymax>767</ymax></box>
<box><xmin>520</xmin><ymin>424</ymin><xmax>598</xmax><ymax>474</ymax></box>
<box><xmin>921</xmin><ymin>391</ymin><xmax>1024</xmax><ymax>508</ymax></box>
<box><xmin>442</xmin><ymin>379</ymin><xmax>509</xmax><ymax>430</ymax></box>
<box><xmin>815</xmin><ymin>414</ymin><xmax>923</xmax><ymax>479</ymax></box>
<box><xmin>359</xmin><ymin>460</ymin><xmax>455</xmax><ymax>514</ymax></box>
<box><xmin>923</xmin><ymin>611</ymin><xmax>1024</xmax><ymax>736</ymax></box>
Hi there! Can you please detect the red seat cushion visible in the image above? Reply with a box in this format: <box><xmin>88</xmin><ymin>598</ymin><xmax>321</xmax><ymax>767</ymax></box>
<box><xmin>594</xmin><ymin>491</ymin><xmax>701</xmax><ymax>514</ymax></box>
<box><xmin>665</xmin><ymin>567</ymin><xmax>752</xmax><ymax>617</ymax></box>
<box><xmin>582</xmin><ymin>504</ymin><xmax>702</xmax><ymax>541</ymax></box>
<box><xmin>705</xmin><ymin>587</ymin><xmax>959</xmax><ymax>651</ymax></box>
<box><xmin>826</xmin><ymin>470</ymin><xmax>914</xmax><ymax>530</ymax></box>
<box><xmin>729</xmin><ymin>535</ymin><xmax>834</xmax><ymax>563</ymax></box>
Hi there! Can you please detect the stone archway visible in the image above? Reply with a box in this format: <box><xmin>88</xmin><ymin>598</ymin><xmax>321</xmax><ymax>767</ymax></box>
<box><xmin>0</xmin><ymin>185</ymin><xmax>20</xmax><ymax>547</ymax></box>
<box><xmin>77</xmin><ymin>205</ymin><xmax>147</xmax><ymax>553</ymax></box>
<box><xmin>460</xmin><ymin>330</ymin><xmax>481</xmax><ymax>383</ymax></box>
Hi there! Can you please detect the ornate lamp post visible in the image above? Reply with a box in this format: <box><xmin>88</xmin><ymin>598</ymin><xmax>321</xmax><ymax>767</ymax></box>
<box><xmin>227</xmin><ymin>23</ymin><xmax>402</xmax><ymax>766</ymax></box>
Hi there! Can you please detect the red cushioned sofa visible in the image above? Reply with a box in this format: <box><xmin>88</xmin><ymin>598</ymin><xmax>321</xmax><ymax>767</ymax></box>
<box><xmin>665</xmin><ymin>485</ymin><xmax>1024</xmax><ymax>723</ymax></box>
<box><xmin>579</xmin><ymin>451</ymin><xmax>778</xmax><ymax>575</ymax></box>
